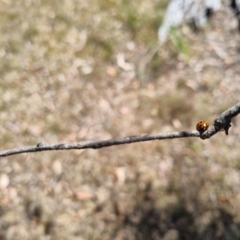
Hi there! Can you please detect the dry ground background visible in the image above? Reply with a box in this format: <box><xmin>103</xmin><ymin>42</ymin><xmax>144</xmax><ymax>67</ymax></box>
<box><xmin>0</xmin><ymin>0</ymin><xmax>240</xmax><ymax>239</ymax></box>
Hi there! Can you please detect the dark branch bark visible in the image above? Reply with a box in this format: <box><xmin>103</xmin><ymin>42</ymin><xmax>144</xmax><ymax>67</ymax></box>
<box><xmin>200</xmin><ymin>102</ymin><xmax>240</xmax><ymax>139</ymax></box>
<box><xmin>0</xmin><ymin>102</ymin><xmax>240</xmax><ymax>157</ymax></box>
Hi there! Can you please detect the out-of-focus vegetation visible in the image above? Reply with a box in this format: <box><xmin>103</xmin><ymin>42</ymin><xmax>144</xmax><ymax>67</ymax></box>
<box><xmin>0</xmin><ymin>0</ymin><xmax>240</xmax><ymax>239</ymax></box>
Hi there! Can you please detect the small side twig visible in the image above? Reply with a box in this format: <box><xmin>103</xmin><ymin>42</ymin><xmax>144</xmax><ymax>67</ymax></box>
<box><xmin>0</xmin><ymin>102</ymin><xmax>239</xmax><ymax>158</ymax></box>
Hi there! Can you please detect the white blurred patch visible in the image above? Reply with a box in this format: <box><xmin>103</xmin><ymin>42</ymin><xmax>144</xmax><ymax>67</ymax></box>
<box><xmin>158</xmin><ymin>0</ymin><xmax>222</xmax><ymax>43</ymax></box>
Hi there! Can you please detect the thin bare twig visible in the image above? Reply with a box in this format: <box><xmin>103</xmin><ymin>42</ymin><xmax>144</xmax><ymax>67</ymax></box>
<box><xmin>0</xmin><ymin>102</ymin><xmax>239</xmax><ymax>158</ymax></box>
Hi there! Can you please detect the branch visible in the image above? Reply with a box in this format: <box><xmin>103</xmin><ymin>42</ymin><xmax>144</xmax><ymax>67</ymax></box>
<box><xmin>201</xmin><ymin>101</ymin><xmax>240</xmax><ymax>139</ymax></box>
<box><xmin>0</xmin><ymin>102</ymin><xmax>240</xmax><ymax>158</ymax></box>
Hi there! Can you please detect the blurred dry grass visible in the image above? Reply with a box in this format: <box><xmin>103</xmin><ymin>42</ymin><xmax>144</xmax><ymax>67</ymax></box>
<box><xmin>0</xmin><ymin>0</ymin><xmax>240</xmax><ymax>239</ymax></box>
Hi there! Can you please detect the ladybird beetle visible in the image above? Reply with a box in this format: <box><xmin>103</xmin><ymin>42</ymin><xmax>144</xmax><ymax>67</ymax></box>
<box><xmin>196</xmin><ymin>120</ymin><xmax>209</xmax><ymax>132</ymax></box>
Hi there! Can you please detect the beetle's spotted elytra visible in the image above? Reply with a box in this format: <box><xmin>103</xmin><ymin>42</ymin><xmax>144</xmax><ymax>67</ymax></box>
<box><xmin>196</xmin><ymin>120</ymin><xmax>209</xmax><ymax>132</ymax></box>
